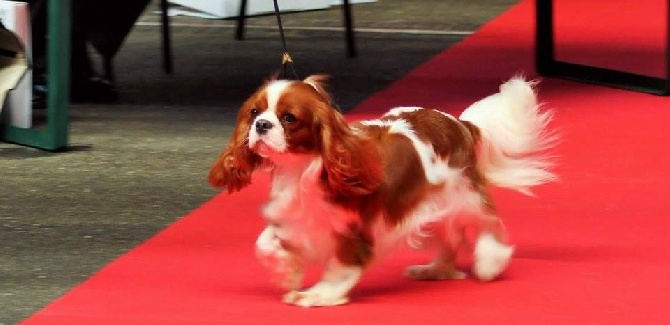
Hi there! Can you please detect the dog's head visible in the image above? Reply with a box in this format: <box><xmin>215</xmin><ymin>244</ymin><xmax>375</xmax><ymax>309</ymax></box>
<box><xmin>209</xmin><ymin>75</ymin><xmax>383</xmax><ymax>196</ymax></box>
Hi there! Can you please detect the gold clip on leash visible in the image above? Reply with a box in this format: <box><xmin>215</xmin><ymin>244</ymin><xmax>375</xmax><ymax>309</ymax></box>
<box><xmin>282</xmin><ymin>52</ymin><xmax>293</xmax><ymax>64</ymax></box>
<box><xmin>273</xmin><ymin>0</ymin><xmax>299</xmax><ymax>79</ymax></box>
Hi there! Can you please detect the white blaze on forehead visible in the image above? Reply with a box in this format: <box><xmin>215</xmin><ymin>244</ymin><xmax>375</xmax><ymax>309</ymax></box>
<box><xmin>265</xmin><ymin>80</ymin><xmax>294</xmax><ymax>113</ymax></box>
<box><xmin>248</xmin><ymin>80</ymin><xmax>294</xmax><ymax>154</ymax></box>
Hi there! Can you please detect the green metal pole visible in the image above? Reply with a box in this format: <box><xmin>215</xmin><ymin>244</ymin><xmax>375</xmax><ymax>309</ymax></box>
<box><xmin>0</xmin><ymin>0</ymin><xmax>70</xmax><ymax>150</ymax></box>
<box><xmin>46</xmin><ymin>0</ymin><xmax>71</xmax><ymax>150</ymax></box>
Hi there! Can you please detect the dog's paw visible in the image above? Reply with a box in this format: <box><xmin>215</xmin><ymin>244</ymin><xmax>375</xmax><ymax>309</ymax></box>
<box><xmin>283</xmin><ymin>289</ymin><xmax>349</xmax><ymax>308</ymax></box>
<box><xmin>272</xmin><ymin>264</ymin><xmax>303</xmax><ymax>291</ymax></box>
<box><xmin>257</xmin><ymin>251</ymin><xmax>303</xmax><ymax>290</ymax></box>
<box><xmin>256</xmin><ymin>227</ymin><xmax>304</xmax><ymax>290</ymax></box>
<box><xmin>405</xmin><ymin>264</ymin><xmax>467</xmax><ymax>281</ymax></box>
<box><xmin>473</xmin><ymin>233</ymin><xmax>514</xmax><ymax>281</ymax></box>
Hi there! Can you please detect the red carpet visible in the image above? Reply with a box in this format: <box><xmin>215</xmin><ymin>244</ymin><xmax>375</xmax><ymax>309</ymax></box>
<box><xmin>24</xmin><ymin>0</ymin><xmax>670</xmax><ymax>323</ymax></box>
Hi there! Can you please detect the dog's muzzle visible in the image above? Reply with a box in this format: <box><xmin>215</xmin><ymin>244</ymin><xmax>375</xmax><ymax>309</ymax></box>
<box><xmin>255</xmin><ymin>119</ymin><xmax>274</xmax><ymax>135</ymax></box>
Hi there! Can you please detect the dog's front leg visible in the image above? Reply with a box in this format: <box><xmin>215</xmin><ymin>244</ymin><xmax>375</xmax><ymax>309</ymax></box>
<box><xmin>255</xmin><ymin>226</ymin><xmax>304</xmax><ymax>291</ymax></box>
<box><xmin>283</xmin><ymin>258</ymin><xmax>362</xmax><ymax>307</ymax></box>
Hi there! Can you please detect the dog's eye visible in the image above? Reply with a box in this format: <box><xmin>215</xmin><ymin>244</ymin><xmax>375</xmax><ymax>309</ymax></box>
<box><xmin>282</xmin><ymin>113</ymin><xmax>297</xmax><ymax>124</ymax></box>
<box><xmin>250</xmin><ymin>108</ymin><xmax>260</xmax><ymax>117</ymax></box>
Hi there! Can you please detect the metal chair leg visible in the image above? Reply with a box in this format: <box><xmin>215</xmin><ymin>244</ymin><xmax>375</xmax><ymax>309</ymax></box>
<box><xmin>103</xmin><ymin>56</ymin><xmax>115</xmax><ymax>82</ymax></box>
<box><xmin>342</xmin><ymin>0</ymin><xmax>356</xmax><ymax>57</ymax></box>
<box><xmin>160</xmin><ymin>0</ymin><xmax>173</xmax><ymax>74</ymax></box>
<box><xmin>234</xmin><ymin>0</ymin><xmax>355</xmax><ymax>57</ymax></box>
<box><xmin>236</xmin><ymin>0</ymin><xmax>248</xmax><ymax>40</ymax></box>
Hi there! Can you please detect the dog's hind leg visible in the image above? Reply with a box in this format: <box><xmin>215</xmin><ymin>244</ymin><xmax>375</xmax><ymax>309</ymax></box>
<box><xmin>472</xmin><ymin>215</ymin><xmax>514</xmax><ymax>281</ymax></box>
<box><xmin>467</xmin><ymin>175</ymin><xmax>514</xmax><ymax>281</ymax></box>
<box><xmin>405</xmin><ymin>244</ymin><xmax>468</xmax><ymax>280</ymax></box>
<box><xmin>404</xmin><ymin>216</ymin><xmax>513</xmax><ymax>281</ymax></box>
<box><xmin>404</xmin><ymin>219</ymin><xmax>468</xmax><ymax>281</ymax></box>
<box><xmin>405</xmin><ymin>180</ymin><xmax>513</xmax><ymax>281</ymax></box>
<box><xmin>468</xmin><ymin>185</ymin><xmax>515</xmax><ymax>281</ymax></box>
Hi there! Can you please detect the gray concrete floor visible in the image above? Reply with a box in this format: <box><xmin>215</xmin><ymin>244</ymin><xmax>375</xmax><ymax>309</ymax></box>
<box><xmin>0</xmin><ymin>1</ymin><xmax>518</xmax><ymax>323</ymax></box>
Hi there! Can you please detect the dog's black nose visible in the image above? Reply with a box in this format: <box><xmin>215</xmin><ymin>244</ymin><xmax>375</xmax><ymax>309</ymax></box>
<box><xmin>255</xmin><ymin>119</ymin><xmax>274</xmax><ymax>134</ymax></box>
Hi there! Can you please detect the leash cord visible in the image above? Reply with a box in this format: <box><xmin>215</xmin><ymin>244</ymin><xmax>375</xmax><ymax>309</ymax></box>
<box><xmin>273</xmin><ymin>0</ymin><xmax>299</xmax><ymax>79</ymax></box>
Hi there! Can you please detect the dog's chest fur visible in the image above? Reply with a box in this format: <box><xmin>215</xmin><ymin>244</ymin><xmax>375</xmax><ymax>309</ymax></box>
<box><xmin>260</xmin><ymin>156</ymin><xmax>359</xmax><ymax>263</ymax></box>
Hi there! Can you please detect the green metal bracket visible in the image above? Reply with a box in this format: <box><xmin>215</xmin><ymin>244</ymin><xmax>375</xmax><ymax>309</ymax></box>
<box><xmin>0</xmin><ymin>0</ymin><xmax>71</xmax><ymax>151</ymax></box>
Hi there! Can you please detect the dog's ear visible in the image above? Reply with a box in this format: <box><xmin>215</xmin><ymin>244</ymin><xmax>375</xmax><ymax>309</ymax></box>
<box><xmin>209</xmin><ymin>107</ymin><xmax>264</xmax><ymax>193</ymax></box>
<box><xmin>318</xmin><ymin>106</ymin><xmax>383</xmax><ymax>198</ymax></box>
<box><xmin>303</xmin><ymin>75</ymin><xmax>331</xmax><ymax>102</ymax></box>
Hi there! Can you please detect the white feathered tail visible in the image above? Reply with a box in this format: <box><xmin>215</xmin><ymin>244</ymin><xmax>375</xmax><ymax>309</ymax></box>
<box><xmin>460</xmin><ymin>77</ymin><xmax>557</xmax><ymax>195</ymax></box>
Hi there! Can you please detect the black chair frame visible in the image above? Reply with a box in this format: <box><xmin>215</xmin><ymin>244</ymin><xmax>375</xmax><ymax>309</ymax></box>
<box><xmin>152</xmin><ymin>0</ymin><xmax>356</xmax><ymax>77</ymax></box>
<box><xmin>535</xmin><ymin>0</ymin><xmax>670</xmax><ymax>95</ymax></box>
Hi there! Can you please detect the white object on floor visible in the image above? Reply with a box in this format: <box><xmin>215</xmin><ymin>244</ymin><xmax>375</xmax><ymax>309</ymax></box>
<box><xmin>168</xmin><ymin>0</ymin><xmax>376</xmax><ymax>19</ymax></box>
<box><xmin>330</xmin><ymin>0</ymin><xmax>377</xmax><ymax>5</ymax></box>
<box><xmin>0</xmin><ymin>0</ymin><xmax>32</xmax><ymax>129</ymax></box>
<box><xmin>168</xmin><ymin>0</ymin><xmax>329</xmax><ymax>19</ymax></box>
<box><xmin>160</xmin><ymin>8</ymin><xmax>221</xmax><ymax>20</ymax></box>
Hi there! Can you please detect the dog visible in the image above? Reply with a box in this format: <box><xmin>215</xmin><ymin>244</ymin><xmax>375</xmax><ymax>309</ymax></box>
<box><xmin>209</xmin><ymin>75</ymin><xmax>556</xmax><ymax>307</ymax></box>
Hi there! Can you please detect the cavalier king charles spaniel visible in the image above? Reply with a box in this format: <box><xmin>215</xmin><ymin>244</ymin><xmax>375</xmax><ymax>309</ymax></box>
<box><xmin>209</xmin><ymin>75</ymin><xmax>556</xmax><ymax>307</ymax></box>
